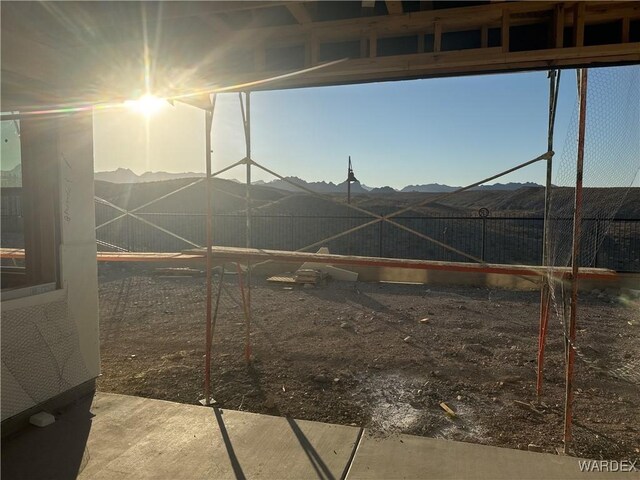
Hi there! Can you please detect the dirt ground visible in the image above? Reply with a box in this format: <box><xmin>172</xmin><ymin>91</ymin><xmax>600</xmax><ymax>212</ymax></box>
<box><xmin>97</xmin><ymin>264</ymin><xmax>639</xmax><ymax>461</ymax></box>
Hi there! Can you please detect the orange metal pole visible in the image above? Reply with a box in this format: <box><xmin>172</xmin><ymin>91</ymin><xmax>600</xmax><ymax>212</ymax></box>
<box><xmin>564</xmin><ymin>68</ymin><xmax>588</xmax><ymax>451</ymax></box>
<box><xmin>236</xmin><ymin>262</ymin><xmax>252</xmax><ymax>363</ymax></box>
<box><xmin>537</xmin><ymin>69</ymin><xmax>559</xmax><ymax>401</ymax></box>
<box><xmin>203</xmin><ymin>95</ymin><xmax>215</xmax><ymax>406</ymax></box>
<box><xmin>536</xmin><ymin>283</ymin><xmax>551</xmax><ymax>399</ymax></box>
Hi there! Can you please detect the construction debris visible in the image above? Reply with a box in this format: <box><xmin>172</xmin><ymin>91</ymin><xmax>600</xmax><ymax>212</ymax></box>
<box><xmin>439</xmin><ymin>402</ymin><xmax>457</xmax><ymax>418</ymax></box>
<box><xmin>299</xmin><ymin>247</ymin><xmax>358</xmax><ymax>282</ymax></box>
<box><xmin>29</xmin><ymin>412</ymin><xmax>55</xmax><ymax>428</ymax></box>
<box><xmin>294</xmin><ymin>269</ymin><xmax>327</xmax><ymax>285</ymax></box>
<box><xmin>514</xmin><ymin>400</ymin><xmax>544</xmax><ymax>415</ymax></box>
<box><xmin>267</xmin><ymin>273</ymin><xmax>297</xmax><ymax>284</ymax></box>
<box><xmin>155</xmin><ymin>267</ymin><xmax>203</xmax><ymax>276</ymax></box>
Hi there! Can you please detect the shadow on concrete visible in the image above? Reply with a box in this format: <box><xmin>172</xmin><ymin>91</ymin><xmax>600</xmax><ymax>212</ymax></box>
<box><xmin>213</xmin><ymin>407</ymin><xmax>247</xmax><ymax>480</ymax></box>
<box><xmin>1</xmin><ymin>393</ymin><xmax>94</xmax><ymax>480</ymax></box>
<box><xmin>286</xmin><ymin>417</ymin><xmax>335</xmax><ymax>480</ymax></box>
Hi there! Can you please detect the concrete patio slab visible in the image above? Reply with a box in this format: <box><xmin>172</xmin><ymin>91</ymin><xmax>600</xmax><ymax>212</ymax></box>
<box><xmin>2</xmin><ymin>392</ymin><xmax>362</xmax><ymax>480</ymax></box>
<box><xmin>3</xmin><ymin>392</ymin><xmax>634</xmax><ymax>480</ymax></box>
<box><xmin>345</xmin><ymin>431</ymin><xmax>627</xmax><ymax>480</ymax></box>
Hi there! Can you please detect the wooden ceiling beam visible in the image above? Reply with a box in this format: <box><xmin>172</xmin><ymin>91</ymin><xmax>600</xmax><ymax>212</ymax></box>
<box><xmin>385</xmin><ymin>1</ymin><xmax>404</xmax><ymax>15</ymax></box>
<box><xmin>237</xmin><ymin>1</ymin><xmax>639</xmax><ymax>44</ymax></box>
<box><xmin>210</xmin><ymin>42</ymin><xmax>640</xmax><ymax>91</ymax></box>
<box><xmin>286</xmin><ymin>3</ymin><xmax>313</xmax><ymax>24</ymax></box>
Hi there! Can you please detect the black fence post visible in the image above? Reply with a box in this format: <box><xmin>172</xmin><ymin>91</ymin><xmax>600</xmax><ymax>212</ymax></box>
<box><xmin>379</xmin><ymin>221</ymin><xmax>383</xmax><ymax>257</ymax></box>
<box><xmin>481</xmin><ymin>217</ymin><xmax>486</xmax><ymax>262</ymax></box>
<box><xmin>594</xmin><ymin>218</ymin><xmax>600</xmax><ymax>268</ymax></box>
<box><xmin>126</xmin><ymin>214</ymin><xmax>131</xmax><ymax>252</ymax></box>
<box><xmin>290</xmin><ymin>215</ymin><xmax>294</xmax><ymax>251</ymax></box>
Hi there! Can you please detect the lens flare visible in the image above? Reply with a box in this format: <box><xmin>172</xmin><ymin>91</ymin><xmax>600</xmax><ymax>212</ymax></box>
<box><xmin>124</xmin><ymin>94</ymin><xmax>166</xmax><ymax>117</ymax></box>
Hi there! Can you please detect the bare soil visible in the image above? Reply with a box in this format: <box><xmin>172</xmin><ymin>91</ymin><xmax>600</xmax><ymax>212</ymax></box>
<box><xmin>97</xmin><ymin>264</ymin><xmax>639</xmax><ymax>460</ymax></box>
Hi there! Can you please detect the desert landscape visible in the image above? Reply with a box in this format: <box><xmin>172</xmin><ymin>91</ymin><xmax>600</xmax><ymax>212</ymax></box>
<box><xmin>97</xmin><ymin>264</ymin><xmax>640</xmax><ymax>460</ymax></box>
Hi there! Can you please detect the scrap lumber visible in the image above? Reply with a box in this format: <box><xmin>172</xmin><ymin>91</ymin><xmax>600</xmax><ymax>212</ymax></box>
<box><xmin>267</xmin><ymin>273</ymin><xmax>297</xmax><ymax>284</ymax></box>
<box><xmin>180</xmin><ymin>246</ymin><xmax>617</xmax><ymax>280</ymax></box>
<box><xmin>155</xmin><ymin>267</ymin><xmax>203</xmax><ymax>276</ymax></box>
<box><xmin>299</xmin><ymin>247</ymin><xmax>358</xmax><ymax>282</ymax></box>
<box><xmin>0</xmin><ymin>248</ymin><xmax>620</xmax><ymax>280</ymax></box>
<box><xmin>294</xmin><ymin>269</ymin><xmax>327</xmax><ymax>285</ymax></box>
<box><xmin>439</xmin><ymin>402</ymin><xmax>457</xmax><ymax>418</ymax></box>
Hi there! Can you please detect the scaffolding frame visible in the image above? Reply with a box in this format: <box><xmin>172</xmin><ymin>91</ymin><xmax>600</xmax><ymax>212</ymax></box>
<box><xmin>84</xmin><ymin>68</ymin><xmax>592</xmax><ymax>450</ymax></box>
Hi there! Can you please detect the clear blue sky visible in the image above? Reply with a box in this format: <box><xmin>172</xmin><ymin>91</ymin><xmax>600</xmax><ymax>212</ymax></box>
<box><xmin>91</xmin><ymin>67</ymin><xmax>638</xmax><ymax>189</ymax></box>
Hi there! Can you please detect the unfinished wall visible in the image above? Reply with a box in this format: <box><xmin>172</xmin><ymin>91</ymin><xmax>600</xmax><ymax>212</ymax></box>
<box><xmin>1</xmin><ymin>113</ymin><xmax>99</xmax><ymax>422</ymax></box>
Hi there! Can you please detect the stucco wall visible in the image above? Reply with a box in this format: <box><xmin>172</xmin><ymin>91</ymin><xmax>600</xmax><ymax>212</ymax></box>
<box><xmin>1</xmin><ymin>114</ymin><xmax>99</xmax><ymax>422</ymax></box>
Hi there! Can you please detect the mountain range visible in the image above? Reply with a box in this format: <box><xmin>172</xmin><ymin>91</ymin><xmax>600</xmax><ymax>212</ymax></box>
<box><xmin>94</xmin><ymin>168</ymin><xmax>206</xmax><ymax>184</ymax></box>
<box><xmin>1</xmin><ymin>166</ymin><xmax>542</xmax><ymax>192</ymax></box>
<box><xmin>91</xmin><ymin>169</ymin><xmax>541</xmax><ymax>192</ymax></box>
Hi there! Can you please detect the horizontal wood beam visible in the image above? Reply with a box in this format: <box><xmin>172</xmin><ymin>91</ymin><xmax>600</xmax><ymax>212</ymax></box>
<box><xmin>238</xmin><ymin>1</ymin><xmax>640</xmax><ymax>43</ymax></box>
<box><xmin>4</xmin><ymin>1</ymin><xmax>639</xmax><ymax>107</ymax></box>
<box><xmin>1</xmin><ymin>248</ymin><xmax>615</xmax><ymax>279</ymax></box>
<box><xmin>211</xmin><ymin>42</ymin><xmax>640</xmax><ymax>91</ymax></box>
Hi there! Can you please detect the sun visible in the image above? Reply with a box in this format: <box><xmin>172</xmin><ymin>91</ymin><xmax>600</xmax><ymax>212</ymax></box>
<box><xmin>124</xmin><ymin>94</ymin><xmax>167</xmax><ymax>117</ymax></box>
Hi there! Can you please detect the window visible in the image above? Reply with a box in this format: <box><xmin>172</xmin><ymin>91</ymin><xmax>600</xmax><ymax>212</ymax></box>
<box><xmin>1</xmin><ymin>117</ymin><xmax>60</xmax><ymax>297</ymax></box>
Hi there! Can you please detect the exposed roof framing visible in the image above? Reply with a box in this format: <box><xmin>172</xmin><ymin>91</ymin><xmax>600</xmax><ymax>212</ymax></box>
<box><xmin>2</xmin><ymin>1</ymin><xmax>639</xmax><ymax>109</ymax></box>
<box><xmin>286</xmin><ymin>3</ymin><xmax>313</xmax><ymax>24</ymax></box>
<box><xmin>385</xmin><ymin>1</ymin><xmax>404</xmax><ymax>15</ymax></box>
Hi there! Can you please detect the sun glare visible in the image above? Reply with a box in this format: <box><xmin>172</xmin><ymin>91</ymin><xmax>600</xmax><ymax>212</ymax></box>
<box><xmin>124</xmin><ymin>94</ymin><xmax>167</xmax><ymax>117</ymax></box>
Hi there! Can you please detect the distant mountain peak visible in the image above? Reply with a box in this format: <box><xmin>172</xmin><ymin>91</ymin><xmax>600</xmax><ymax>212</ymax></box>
<box><xmin>91</xmin><ymin>169</ymin><xmax>541</xmax><ymax>193</ymax></box>
<box><xmin>95</xmin><ymin>169</ymin><xmax>205</xmax><ymax>184</ymax></box>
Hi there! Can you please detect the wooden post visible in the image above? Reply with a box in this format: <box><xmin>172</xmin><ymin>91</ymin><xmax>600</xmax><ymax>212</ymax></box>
<box><xmin>501</xmin><ymin>10</ymin><xmax>510</xmax><ymax>53</ymax></box>
<box><xmin>418</xmin><ymin>32</ymin><xmax>425</xmax><ymax>53</ymax></box>
<box><xmin>360</xmin><ymin>36</ymin><xmax>368</xmax><ymax>58</ymax></box>
<box><xmin>573</xmin><ymin>3</ymin><xmax>585</xmax><ymax>48</ymax></box>
<box><xmin>622</xmin><ymin>17</ymin><xmax>630</xmax><ymax>43</ymax></box>
<box><xmin>369</xmin><ymin>31</ymin><xmax>377</xmax><ymax>58</ymax></box>
<box><xmin>554</xmin><ymin>4</ymin><xmax>565</xmax><ymax>48</ymax></box>
<box><xmin>434</xmin><ymin>23</ymin><xmax>442</xmax><ymax>53</ymax></box>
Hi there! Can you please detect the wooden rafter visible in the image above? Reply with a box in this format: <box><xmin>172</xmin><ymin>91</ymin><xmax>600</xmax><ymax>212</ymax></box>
<box><xmin>237</xmin><ymin>1</ymin><xmax>640</xmax><ymax>42</ymax></box>
<box><xmin>212</xmin><ymin>42</ymin><xmax>640</xmax><ymax>91</ymax></box>
<box><xmin>573</xmin><ymin>2</ymin><xmax>586</xmax><ymax>47</ymax></box>
<box><xmin>385</xmin><ymin>1</ymin><xmax>404</xmax><ymax>15</ymax></box>
<box><xmin>3</xmin><ymin>1</ymin><xmax>640</xmax><ymax>105</ymax></box>
<box><xmin>286</xmin><ymin>3</ymin><xmax>312</xmax><ymax>24</ymax></box>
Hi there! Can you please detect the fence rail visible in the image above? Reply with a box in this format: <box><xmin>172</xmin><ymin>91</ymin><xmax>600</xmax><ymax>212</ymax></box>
<box><xmin>89</xmin><ymin>210</ymin><xmax>640</xmax><ymax>272</ymax></box>
<box><xmin>2</xmin><ymin>207</ymin><xmax>639</xmax><ymax>272</ymax></box>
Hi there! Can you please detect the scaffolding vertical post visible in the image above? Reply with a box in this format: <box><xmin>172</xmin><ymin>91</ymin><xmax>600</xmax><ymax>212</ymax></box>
<box><xmin>204</xmin><ymin>94</ymin><xmax>216</xmax><ymax>406</ymax></box>
<box><xmin>347</xmin><ymin>156</ymin><xmax>352</xmax><ymax>205</ymax></box>
<box><xmin>542</xmin><ymin>70</ymin><xmax>559</xmax><ymax>265</ymax></box>
<box><xmin>244</xmin><ymin>91</ymin><xmax>253</xmax><ymax>364</ymax></box>
<box><xmin>537</xmin><ymin>69</ymin><xmax>559</xmax><ymax>401</ymax></box>
<box><xmin>564</xmin><ymin>68</ymin><xmax>588</xmax><ymax>451</ymax></box>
